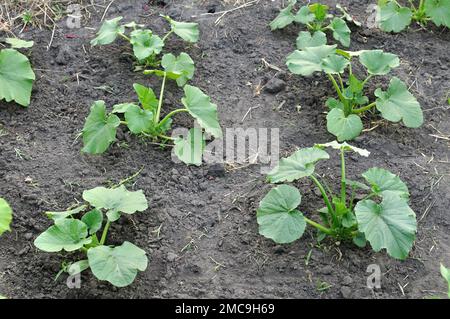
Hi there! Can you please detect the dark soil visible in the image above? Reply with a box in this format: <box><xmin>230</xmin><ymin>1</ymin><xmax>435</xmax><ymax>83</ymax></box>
<box><xmin>1</xmin><ymin>0</ymin><xmax>449</xmax><ymax>299</ymax></box>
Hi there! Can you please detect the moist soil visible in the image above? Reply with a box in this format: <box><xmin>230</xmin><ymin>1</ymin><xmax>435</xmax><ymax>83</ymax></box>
<box><xmin>0</xmin><ymin>0</ymin><xmax>449</xmax><ymax>299</ymax></box>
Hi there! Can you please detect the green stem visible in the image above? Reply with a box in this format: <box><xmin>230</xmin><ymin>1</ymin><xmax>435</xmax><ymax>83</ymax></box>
<box><xmin>100</xmin><ymin>221</ymin><xmax>111</xmax><ymax>246</ymax></box>
<box><xmin>120</xmin><ymin>120</ymin><xmax>127</xmax><ymax>125</ymax></box>
<box><xmin>118</xmin><ymin>32</ymin><xmax>131</xmax><ymax>42</ymax></box>
<box><xmin>327</xmin><ymin>73</ymin><xmax>345</xmax><ymax>102</ymax></box>
<box><xmin>154</xmin><ymin>72</ymin><xmax>167</xmax><ymax>125</ymax></box>
<box><xmin>162</xmin><ymin>30</ymin><xmax>174</xmax><ymax>42</ymax></box>
<box><xmin>362</xmin><ymin>74</ymin><xmax>372</xmax><ymax>87</ymax></box>
<box><xmin>352</xmin><ymin>101</ymin><xmax>376</xmax><ymax>114</ymax></box>
<box><xmin>157</xmin><ymin>108</ymin><xmax>189</xmax><ymax>129</ymax></box>
<box><xmin>337</xmin><ymin>73</ymin><xmax>345</xmax><ymax>91</ymax></box>
<box><xmin>340</xmin><ymin>148</ymin><xmax>346</xmax><ymax>203</ymax></box>
<box><xmin>158</xmin><ymin>134</ymin><xmax>175</xmax><ymax>141</ymax></box>
<box><xmin>304</xmin><ymin>217</ymin><xmax>334</xmax><ymax>235</ymax></box>
<box><xmin>310</xmin><ymin>175</ymin><xmax>335</xmax><ymax>215</ymax></box>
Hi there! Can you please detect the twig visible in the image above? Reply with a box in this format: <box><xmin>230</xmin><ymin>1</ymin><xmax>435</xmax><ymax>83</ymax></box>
<box><xmin>101</xmin><ymin>0</ymin><xmax>115</xmax><ymax>22</ymax></box>
<box><xmin>46</xmin><ymin>24</ymin><xmax>56</xmax><ymax>51</ymax></box>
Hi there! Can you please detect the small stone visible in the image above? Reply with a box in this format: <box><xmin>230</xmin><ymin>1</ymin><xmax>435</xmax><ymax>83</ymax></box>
<box><xmin>24</xmin><ymin>233</ymin><xmax>33</xmax><ymax>240</ymax></box>
<box><xmin>321</xmin><ymin>265</ymin><xmax>333</xmax><ymax>275</ymax></box>
<box><xmin>264</xmin><ymin>78</ymin><xmax>286</xmax><ymax>94</ymax></box>
<box><xmin>167</xmin><ymin>252</ymin><xmax>178</xmax><ymax>262</ymax></box>
<box><xmin>342</xmin><ymin>275</ymin><xmax>353</xmax><ymax>285</ymax></box>
<box><xmin>207</xmin><ymin>163</ymin><xmax>225</xmax><ymax>177</ymax></box>
<box><xmin>341</xmin><ymin>286</ymin><xmax>352</xmax><ymax>298</ymax></box>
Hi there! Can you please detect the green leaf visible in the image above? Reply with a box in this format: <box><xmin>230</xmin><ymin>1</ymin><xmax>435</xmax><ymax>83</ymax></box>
<box><xmin>165</xmin><ymin>16</ymin><xmax>199</xmax><ymax>43</ymax></box>
<box><xmin>355</xmin><ymin>192</ymin><xmax>417</xmax><ymax>260</ymax></box>
<box><xmin>321</xmin><ymin>54</ymin><xmax>350</xmax><ymax>74</ymax></box>
<box><xmin>309</xmin><ymin>3</ymin><xmax>329</xmax><ymax>21</ymax></box>
<box><xmin>270</xmin><ymin>2</ymin><xmax>296</xmax><ymax>30</ymax></box>
<box><xmin>329</xmin><ymin>17</ymin><xmax>351</xmax><ymax>47</ymax></box>
<box><xmin>378</xmin><ymin>1</ymin><xmax>412</xmax><ymax>33</ymax></box>
<box><xmin>0</xmin><ymin>198</ymin><xmax>12</xmax><ymax>236</ymax></box>
<box><xmin>174</xmin><ymin>128</ymin><xmax>205</xmax><ymax>166</ymax></box>
<box><xmin>286</xmin><ymin>45</ymin><xmax>337</xmax><ymax>76</ymax></box>
<box><xmin>82</xmin><ymin>185</ymin><xmax>148</xmax><ymax>221</ymax></box>
<box><xmin>348</xmin><ymin>74</ymin><xmax>364</xmax><ymax>93</ymax></box>
<box><xmin>45</xmin><ymin>205</ymin><xmax>87</xmax><ymax>221</ymax></box>
<box><xmin>87</xmin><ymin>241</ymin><xmax>148</xmax><ymax>287</ymax></box>
<box><xmin>82</xmin><ymin>101</ymin><xmax>121</xmax><ymax>154</ymax></box>
<box><xmin>112</xmin><ymin>103</ymin><xmax>137</xmax><ymax>114</ymax></box>
<box><xmin>346</xmin><ymin>179</ymin><xmax>370</xmax><ymax>190</ymax></box>
<box><xmin>425</xmin><ymin>0</ymin><xmax>450</xmax><ymax>27</ymax></box>
<box><xmin>267</xmin><ymin>147</ymin><xmax>329</xmax><ymax>183</ymax></box>
<box><xmin>296</xmin><ymin>31</ymin><xmax>327</xmax><ymax>50</ymax></box>
<box><xmin>315</xmin><ymin>141</ymin><xmax>370</xmax><ymax>157</ymax></box>
<box><xmin>133</xmin><ymin>83</ymin><xmax>158</xmax><ymax>112</ymax></box>
<box><xmin>326</xmin><ymin>108</ymin><xmax>363</xmax><ymax>141</ymax></box>
<box><xmin>67</xmin><ymin>260</ymin><xmax>90</xmax><ymax>276</ymax></box>
<box><xmin>326</xmin><ymin>97</ymin><xmax>344</xmax><ymax>110</ymax></box>
<box><xmin>353</xmin><ymin>232</ymin><xmax>367</xmax><ymax>248</ymax></box>
<box><xmin>34</xmin><ymin>219</ymin><xmax>92</xmax><ymax>252</ymax></box>
<box><xmin>182</xmin><ymin>85</ymin><xmax>222</xmax><ymax>138</ymax></box>
<box><xmin>5</xmin><ymin>38</ymin><xmax>34</xmax><ymax>49</ymax></box>
<box><xmin>294</xmin><ymin>6</ymin><xmax>315</xmax><ymax>24</ymax></box>
<box><xmin>124</xmin><ymin>104</ymin><xmax>153</xmax><ymax>134</ymax></box>
<box><xmin>0</xmin><ymin>48</ymin><xmax>35</xmax><ymax>107</ymax></box>
<box><xmin>375</xmin><ymin>77</ymin><xmax>423</xmax><ymax>128</ymax></box>
<box><xmin>81</xmin><ymin>209</ymin><xmax>103</xmax><ymax>234</ymax></box>
<box><xmin>440</xmin><ymin>264</ymin><xmax>450</xmax><ymax>298</ymax></box>
<box><xmin>130</xmin><ymin>29</ymin><xmax>164</xmax><ymax>61</ymax></box>
<box><xmin>359</xmin><ymin>50</ymin><xmax>399</xmax><ymax>75</ymax></box>
<box><xmin>257</xmin><ymin>185</ymin><xmax>306</xmax><ymax>244</ymax></box>
<box><xmin>161</xmin><ymin>53</ymin><xmax>195</xmax><ymax>87</ymax></box>
<box><xmin>362</xmin><ymin>167</ymin><xmax>410</xmax><ymax>198</ymax></box>
<box><xmin>91</xmin><ymin>17</ymin><xmax>125</xmax><ymax>46</ymax></box>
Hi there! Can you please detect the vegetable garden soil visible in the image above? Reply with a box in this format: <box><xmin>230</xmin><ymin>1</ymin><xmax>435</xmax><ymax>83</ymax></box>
<box><xmin>1</xmin><ymin>0</ymin><xmax>449</xmax><ymax>299</ymax></box>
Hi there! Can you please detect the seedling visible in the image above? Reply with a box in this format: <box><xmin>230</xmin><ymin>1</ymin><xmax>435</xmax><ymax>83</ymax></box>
<box><xmin>270</xmin><ymin>0</ymin><xmax>359</xmax><ymax>48</ymax></box>
<box><xmin>82</xmin><ymin>53</ymin><xmax>222</xmax><ymax>165</ymax></box>
<box><xmin>286</xmin><ymin>45</ymin><xmax>423</xmax><ymax>141</ymax></box>
<box><xmin>91</xmin><ymin>15</ymin><xmax>199</xmax><ymax>68</ymax></box>
<box><xmin>34</xmin><ymin>185</ymin><xmax>149</xmax><ymax>287</ymax></box>
<box><xmin>0</xmin><ymin>38</ymin><xmax>35</xmax><ymax>107</ymax></box>
<box><xmin>441</xmin><ymin>264</ymin><xmax>450</xmax><ymax>298</ymax></box>
<box><xmin>377</xmin><ymin>0</ymin><xmax>450</xmax><ymax>33</ymax></box>
<box><xmin>0</xmin><ymin>198</ymin><xmax>12</xmax><ymax>236</ymax></box>
<box><xmin>257</xmin><ymin>141</ymin><xmax>417</xmax><ymax>260</ymax></box>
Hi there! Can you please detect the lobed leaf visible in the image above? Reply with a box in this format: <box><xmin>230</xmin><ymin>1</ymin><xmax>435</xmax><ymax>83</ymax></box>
<box><xmin>5</xmin><ymin>38</ymin><xmax>34</xmax><ymax>49</ymax></box>
<box><xmin>257</xmin><ymin>185</ymin><xmax>306</xmax><ymax>244</ymax></box>
<box><xmin>267</xmin><ymin>147</ymin><xmax>330</xmax><ymax>183</ymax></box>
<box><xmin>161</xmin><ymin>53</ymin><xmax>195</xmax><ymax>87</ymax></box>
<box><xmin>326</xmin><ymin>108</ymin><xmax>363</xmax><ymax>141</ymax></box>
<box><xmin>270</xmin><ymin>1</ymin><xmax>297</xmax><ymax>30</ymax></box>
<box><xmin>329</xmin><ymin>17</ymin><xmax>351</xmax><ymax>47</ymax></box>
<box><xmin>130</xmin><ymin>29</ymin><xmax>164</xmax><ymax>60</ymax></box>
<box><xmin>321</xmin><ymin>54</ymin><xmax>350</xmax><ymax>74</ymax></box>
<box><xmin>81</xmin><ymin>209</ymin><xmax>103</xmax><ymax>235</ymax></box>
<box><xmin>112</xmin><ymin>103</ymin><xmax>138</xmax><ymax>114</ymax></box>
<box><xmin>91</xmin><ymin>17</ymin><xmax>125</xmax><ymax>46</ymax></box>
<box><xmin>294</xmin><ymin>6</ymin><xmax>315</xmax><ymax>24</ymax></box>
<box><xmin>286</xmin><ymin>44</ymin><xmax>337</xmax><ymax>76</ymax></box>
<box><xmin>362</xmin><ymin>167</ymin><xmax>409</xmax><ymax>198</ymax></box>
<box><xmin>165</xmin><ymin>16</ymin><xmax>199</xmax><ymax>43</ymax></box>
<box><xmin>45</xmin><ymin>205</ymin><xmax>87</xmax><ymax>221</ymax></box>
<box><xmin>174</xmin><ymin>128</ymin><xmax>205</xmax><ymax>166</ymax></box>
<box><xmin>359</xmin><ymin>50</ymin><xmax>399</xmax><ymax>75</ymax></box>
<box><xmin>124</xmin><ymin>104</ymin><xmax>154</xmax><ymax>134</ymax></box>
<box><xmin>296</xmin><ymin>31</ymin><xmax>327</xmax><ymax>50</ymax></box>
<box><xmin>375</xmin><ymin>77</ymin><xmax>423</xmax><ymax>128</ymax></box>
<box><xmin>424</xmin><ymin>0</ymin><xmax>450</xmax><ymax>28</ymax></box>
<box><xmin>378</xmin><ymin>1</ymin><xmax>412</xmax><ymax>33</ymax></box>
<box><xmin>0</xmin><ymin>198</ymin><xmax>13</xmax><ymax>236</ymax></box>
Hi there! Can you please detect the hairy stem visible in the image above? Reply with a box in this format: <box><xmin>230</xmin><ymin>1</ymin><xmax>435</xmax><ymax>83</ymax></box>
<box><xmin>100</xmin><ymin>221</ymin><xmax>111</xmax><ymax>246</ymax></box>
<box><xmin>162</xmin><ymin>30</ymin><xmax>174</xmax><ymax>42</ymax></box>
<box><xmin>304</xmin><ymin>217</ymin><xmax>334</xmax><ymax>235</ymax></box>
<box><xmin>340</xmin><ymin>148</ymin><xmax>346</xmax><ymax>203</ymax></box>
<box><xmin>310</xmin><ymin>175</ymin><xmax>335</xmax><ymax>216</ymax></box>
<box><xmin>352</xmin><ymin>101</ymin><xmax>376</xmax><ymax>114</ymax></box>
<box><xmin>118</xmin><ymin>32</ymin><xmax>131</xmax><ymax>42</ymax></box>
<box><xmin>154</xmin><ymin>72</ymin><xmax>167</xmax><ymax>125</ymax></box>
<box><xmin>327</xmin><ymin>73</ymin><xmax>345</xmax><ymax>102</ymax></box>
<box><xmin>157</xmin><ymin>108</ymin><xmax>189</xmax><ymax>130</ymax></box>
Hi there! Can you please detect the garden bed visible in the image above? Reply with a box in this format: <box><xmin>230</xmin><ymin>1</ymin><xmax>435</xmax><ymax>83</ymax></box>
<box><xmin>0</xmin><ymin>0</ymin><xmax>449</xmax><ymax>298</ymax></box>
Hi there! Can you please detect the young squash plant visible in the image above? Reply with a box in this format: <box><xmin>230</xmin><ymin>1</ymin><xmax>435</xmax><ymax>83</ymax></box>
<box><xmin>377</xmin><ymin>0</ymin><xmax>450</xmax><ymax>33</ymax></box>
<box><xmin>441</xmin><ymin>264</ymin><xmax>450</xmax><ymax>298</ymax></box>
<box><xmin>270</xmin><ymin>0</ymin><xmax>359</xmax><ymax>48</ymax></box>
<box><xmin>257</xmin><ymin>141</ymin><xmax>417</xmax><ymax>260</ymax></box>
<box><xmin>34</xmin><ymin>185</ymin><xmax>149</xmax><ymax>287</ymax></box>
<box><xmin>0</xmin><ymin>38</ymin><xmax>35</xmax><ymax>107</ymax></box>
<box><xmin>286</xmin><ymin>44</ymin><xmax>423</xmax><ymax>141</ymax></box>
<box><xmin>0</xmin><ymin>197</ymin><xmax>12</xmax><ymax>236</ymax></box>
<box><xmin>91</xmin><ymin>15</ymin><xmax>199</xmax><ymax>68</ymax></box>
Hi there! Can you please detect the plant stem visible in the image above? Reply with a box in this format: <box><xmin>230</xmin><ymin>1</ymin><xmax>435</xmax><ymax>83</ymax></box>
<box><xmin>118</xmin><ymin>33</ymin><xmax>131</xmax><ymax>42</ymax></box>
<box><xmin>162</xmin><ymin>30</ymin><xmax>174</xmax><ymax>42</ymax></box>
<box><xmin>304</xmin><ymin>217</ymin><xmax>334</xmax><ymax>235</ymax></box>
<box><xmin>99</xmin><ymin>221</ymin><xmax>111</xmax><ymax>245</ymax></box>
<box><xmin>327</xmin><ymin>73</ymin><xmax>345</xmax><ymax>102</ymax></box>
<box><xmin>337</xmin><ymin>73</ymin><xmax>345</xmax><ymax>91</ymax></box>
<box><xmin>157</xmin><ymin>108</ymin><xmax>189</xmax><ymax>129</ymax></box>
<box><xmin>158</xmin><ymin>134</ymin><xmax>175</xmax><ymax>141</ymax></box>
<box><xmin>154</xmin><ymin>72</ymin><xmax>167</xmax><ymax>125</ymax></box>
<box><xmin>340</xmin><ymin>148</ymin><xmax>346</xmax><ymax>203</ymax></box>
<box><xmin>120</xmin><ymin>121</ymin><xmax>127</xmax><ymax>125</ymax></box>
<box><xmin>352</xmin><ymin>101</ymin><xmax>376</xmax><ymax>114</ymax></box>
<box><xmin>310</xmin><ymin>175</ymin><xmax>334</xmax><ymax>215</ymax></box>
<box><xmin>362</xmin><ymin>74</ymin><xmax>372</xmax><ymax>87</ymax></box>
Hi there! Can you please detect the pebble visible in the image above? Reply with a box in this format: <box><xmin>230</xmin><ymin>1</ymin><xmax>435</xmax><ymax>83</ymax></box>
<box><xmin>264</xmin><ymin>78</ymin><xmax>286</xmax><ymax>94</ymax></box>
<box><xmin>341</xmin><ymin>286</ymin><xmax>352</xmax><ymax>298</ymax></box>
<box><xmin>167</xmin><ymin>252</ymin><xmax>178</xmax><ymax>262</ymax></box>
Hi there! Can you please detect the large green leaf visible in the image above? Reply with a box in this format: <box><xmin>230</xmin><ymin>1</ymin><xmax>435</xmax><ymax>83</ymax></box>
<box><xmin>165</xmin><ymin>16</ymin><xmax>199</xmax><ymax>43</ymax></box>
<box><xmin>257</xmin><ymin>185</ymin><xmax>306</xmax><ymax>244</ymax></box>
<box><xmin>91</xmin><ymin>17</ymin><xmax>125</xmax><ymax>46</ymax></box>
<box><xmin>440</xmin><ymin>264</ymin><xmax>450</xmax><ymax>298</ymax></box>
<box><xmin>161</xmin><ymin>53</ymin><xmax>195</xmax><ymax>87</ymax></box>
<box><xmin>321</xmin><ymin>54</ymin><xmax>350</xmax><ymax>74</ymax></box>
<box><xmin>45</xmin><ymin>205</ymin><xmax>87</xmax><ymax>221</ymax></box>
<box><xmin>326</xmin><ymin>108</ymin><xmax>363</xmax><ymax>141</ymax></box>
<box><xmin>315</xmin><ymin>141</ymin><xmax>370</xmax><ymax>157</ymax></box>
<box><xmin>82</xmin><ymin>101</ymin><xmax>121</xmax><ymax>154</ymax></box>
<box><xmin>173</xmin><ymin>128</ymin><xmax>205</xmax><ymax>166</ymax></box>
<box><xmin>267</xmin><ymin>147</ymin><xmax>329</xmax><ymax>183</ymax></box>
<box><xmin>82</xmin><ymin>185</ymin><xmax>148</xmax><ymax>221</ymax></box>
<box><xmin>329</xmin><ymin>17</ymin><xmax>351</xmax><ymax>47</ymax></box>
<box><xmin>133</xmin><ymin>84</ymin><xmax>158</xmax><ymax>112</ymax></box>
<box><xmin>88</xmin><ymin>241</ymin><xmax>148</xmax><ymax>287</ymax></box>
<box><xmin>355</xmin><ymin>192</ymin><xmax>417</xmax><ymax>260</ymax></box>
<box><xmin>359</xmin><ymin>50</ymin><xmax>399</xmax><ymax>75</ymax></box>
<box><xmin>270</xmin><ymin>1</ymin><xmax>296</xmax><ymax>30</ymax></box>
<box><xmin>124</xmin><ymin>104</ymin><xmax>153</xmax><ymax>134</ymax></box>
<box><xmin>296</xmin><ymin>31</ymin><xmax>327</xmax><ymax>50</ymax></box>
<box><xmin>0</xmin><ymin>198</ymin><xmax>12</xmax><ymax>236</ymax></box>
<box><xmin>362</xmin><ymin>167</ymin><xmax>409</xmax><ymax>198</ymax></box>
<box><xmin>130</xmin><ymin>29</ymin><xmax>164</xmax><ymax>60</ymax></box>
<box><xmin>375</xmin><ymin>77</ymin><xmax>423</xmax><ymax>128</ymax></box>
<box><xmin>81</xmin><ymin>209</ymin><xmax>103</xmax><ymax>235</ymax></box>
<box><xmin>34</xmin><ymin>219</ymin><xmax>92</xmax><ymax>252</ymax></box>
<box><xmin>0</xmin><ymin>49</ymin><xmax>35</xmax><ymax>107</ymax></box>
<box><xmin>286</xmin><ymin>45</ymin><xmax>337</xmax><ymax>76</ymax></box>
<box><xmin>294</xmin><ymin>5</ymin><xmax>315</xmax><ymax>24</ymax></box>
<box><xmin>182</xmin><ymin>85</ymin><xmax>222</xmax><ymax>138</ymax></box>
<box><xmin>378</xmin><ymin>1</ymin><xmax>412</xmax><ymax>32</ymax></box>
<box><xmin>425</xmin><ymin>0</ymin><xmax>450</xmax><ymax>27</ymax></box>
